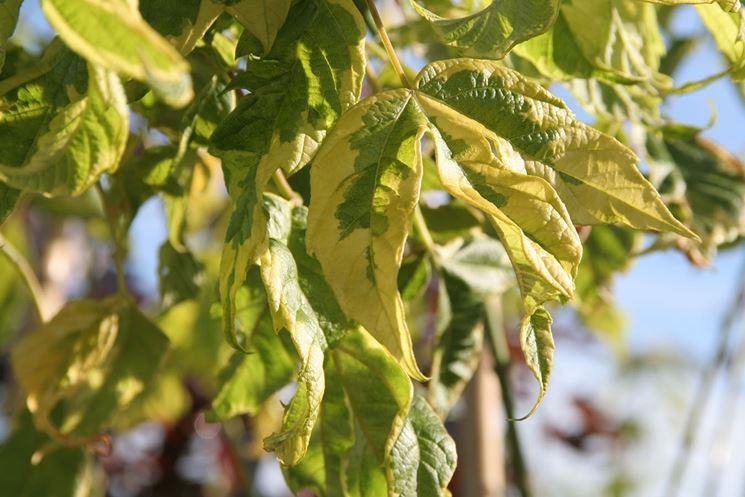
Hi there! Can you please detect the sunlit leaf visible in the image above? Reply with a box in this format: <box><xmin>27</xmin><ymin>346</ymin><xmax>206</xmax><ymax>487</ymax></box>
<box><xmin>41</xmin><ymin>0</ymin><xmax>193</xmax><ymax>106</ymax></box>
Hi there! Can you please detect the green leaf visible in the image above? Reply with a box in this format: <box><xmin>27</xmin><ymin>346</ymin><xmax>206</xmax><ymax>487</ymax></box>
<box><xmin>648</xmin><ymin>0</ymin><xmax>739</xmax><ymax>11</ymax></box>
<box><xmin>416</xmin><ymin>59</ymin><xmax>695</xmax><ymax>237</ymax></box>
<box><xmin>208</xmin><ymin>313</ymin><xmax>296</xmax><ymax>421</ymax></box>
<box><xmin>513</xmin><ymin>0</ymin><xmax>667</xmax><ymax>83</ymax></box>
<box><xmin>227</xmin><ymin>0</ymin><xmax>293</xmax><ymax>55</ymax></box>
<box><xmin>158</xmin><ymin>241</ymin><xmax>205</xmax><ymax>309</ymax></box>
<box><xmin>518</xmin><ymin>306</ymin><xmax>554</xmax><ymax>419</ymax></box>
<box><xmin>11</xmin><ymin>298</ymin><xmax>170</xmax><ymax>444</ymax></box>
<box><xmin>0</xmin><ymin>181</ymin><xmax>20</xmax><ymax>225</ymax></box>
<box><xmin>410</xmin><ymin>0</ymin><xmax>559</xmax><ymax>59</ymax></box>
<box><xmin>41</xmin><ymin>0</ymin><xmax>193</xmax><ymax>106</ymax></box>
<box><xmin>285</xmin><ymin>327</ymin><xmax>413</xmax><ymax>497</ymax></box>
<box><xmin>390</xmin><ymin>396</ymin><xmax>457</xmax><ymax>497</ymax></box>
<box><xmin>0</xmin><ymin>410</ymin><xmax>99</xmax><ymax>497</ymax></box>
<box><xmin>696</xmin><ymin>3</ymin><xmax>745</xmax><ymax>79</ymax></box>
<box><xmin>0</xmin><ymin>0</ymin><xmax>22</xmax><ymax>72</ymax></box>
<box><xmin>140</xmin><ymin>0</ymin><xmax>224</xmax><ymax>54</ymax></box>
<box><xmin>0</xmin><ymin>46</ymin><xmax>129</xmax><ymax>196</ymax></box>
<box><xmin>211</xmin><ymin>0</ymin><xmax>365</xmax><ymax>356</ymax></box>
<box><xmin>429</xmin><ymin>239</ymin><xmax>512</xmax><ymax>416</ymax></box>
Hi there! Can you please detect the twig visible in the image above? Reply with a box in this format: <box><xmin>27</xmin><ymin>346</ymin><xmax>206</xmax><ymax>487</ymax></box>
<box><xmin>364</xmin><ymin>0</ymin><xmax>413</xmax><ymax>89</ymax></box>
<box><xmin>485</xmin><ymin>296</ymin><xmax>533</xmax><ymax>497</ymax></box>
<box><xmin>272</xmin><ymin>169</ymin><xmax>302</xmax><ymax>206</ymax></box>
<box><xmin>0</xmin><ymin>232</ymin><xmax>47</xmax><ymax>322</ymax></box>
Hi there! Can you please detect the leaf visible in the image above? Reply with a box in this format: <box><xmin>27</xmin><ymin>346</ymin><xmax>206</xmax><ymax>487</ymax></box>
<box><xmin>0</xmin><ymin>410</ymin><xmax>99</xmax><ymax>497</ymax></box>
<box><xmin>210</xmin><ymin>0</ymin><xmax>365</xmax><ymax>355</ymax></box>
<box><xmin>307</xmin><ymin>90</ymin><xmax>430</xmax><ymax>380</ymax></box>
<box><xmin>41</xmin><ymin>0</ymin><xmax>193</xmax><ymax>106</ymax></box>
<box><xmin>0</xmin><ymin>47</ymin><xmax>129</xmax><ymax>196</ymax></box>
<box><xmin>227</xmin><ymin>0</ymin><xmax>293</xmax><ymax>55</ymax></box>
<box><xmin>208</xmin><ymin>313</ymin><xmax>296</xmax><ymax>421</ymax></box>
<box><xmin>285</xmin><ymin>327</ymin><xmax>413</xmax><ymax>497</ymax></box>
<box><xmin>410</xmin><ymin>0</ymin><xmax>559</xmax><ymax>59</ymax></box>
<box><xmin>429</xmin><ymin>239</ymin><xmax>512</xmax><ymax>416</ymax></box>
<box><xmin>0</xmin><ymin>181</ymin><xmax>20</xmax><ymax>225</ymax></box>
<box><xmin>695</xmin><ymin>4</ymin><xmax>745</xmax><ymax>79</ymax></box>
<box><xmin>513</xmin><ymin>0</ymin><xmax>667</xmax><ymax>83</ymax></box>
<box><xmin>259</xmin><ymin>197</ymin><xmax>335</xmax><ymax>465</ymax></box>
<box><xmin>140</xmin><ymin>0</ymin><xmax>224</xmax><ymax>54</ymax></box>
<box><xmin>518</xmin><ymin>306</ymin><xmax>554</xmax><ymax>419</ymax></box>
<box><xmin>11</xmin><ymin>298</ymin><xmax>170</xmax><ymax>444</ymax></box>
<box><xmin>416</xmin><ymin>59</ymin><xmax>695</xmax><ymax>237</ymax></box>
<box><xmin>390</xmin><ymin>396</ymin><xmax>457</xmax><ymax>497</ymax></box>
<box><xmin>158</xmin><ymin>241</ymin><xmax>205</xmax><ymax>309</ymax></box>
<box><xmin>648</xmin><ymin>0</ymin><xmax>740</xmax><ymax>11</ymax></box>
<box><xmin>0</xmin><ymin>0</ymin><xmax>22</xmax><ymax>72</ymax></box>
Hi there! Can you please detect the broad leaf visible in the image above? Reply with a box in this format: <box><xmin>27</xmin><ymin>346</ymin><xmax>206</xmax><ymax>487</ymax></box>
<box><xmin>648</xmin><ymin>0</ymin><xmax>739</xmax><ymax>11</ymax></box>
<box><xmin>416</xmin><ymin>59</ymin><xmax>695</xmax><ymax>237</ymax></box>
<box><xmin>390</xmin><ymin>396</ymin><xmax>457</xmax><ymax>497</ymax></box>
<box><xmin>41</xmin><ymin>0</ymin><xmax>193</xmax><ymax>106</ymax></box>
<box><xmin>0</xmin><ymin>410</ymin><xmax>98</xmax><ymax>497</ymax></box>
<box><xmin>0</xmin><ymin>46</ymin><xmax>129</xmax><ymax>196</ymax></box>
<box><xmin>211</xmin><ymin>0</ymin><xmax>365</xmax><ymax>354</ymax></box>
<box><xmin>0</xmin><ymin>0</ymin><xmax>22</xmax><ymax>72</ymax></box>
<box><xmin>12</xmin><ymin>298</ymin><xmax>170</xmax><ymax>444</ymax></box>
<box><xmin>695</xmin><ymin>4</ymin><xmax>745</xmax><ymax>79</ymax></box>
<box><xmin>285</xmin><ymin>327</ymin><xmax>413</xmax><ymax>497</ymax></box>
<box><xmin>410</xmin><ymin>0</ymin><xmax>559</xmax><ymax>59</ymax></box>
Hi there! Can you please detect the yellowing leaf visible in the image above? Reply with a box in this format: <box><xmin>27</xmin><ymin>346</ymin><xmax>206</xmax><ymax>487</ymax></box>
<box><xmin>211</xmin><ymin>0</ymin><xmax>366</xmax><ymax>354</ymax></box>
<box><xmin>416</xmin><ymin>59</ymin><xmax>696</xmax><ymax>238</ymax></box>
<box><xmin>11</xmin><ymin>298</ymin><xmax>170</xmax><ymax>444</ymax></box>
<box><xmin>410</xmin><ymin>0</ymin><xmax>559</xmax><ymax>59</ymax></box>
<box><xmin>0</xmin><ymin>47</ymin><xmax>129</xmax><ymax>196</ymax></box>
<box><xmin>41</xmin><ymin>0</ymin><xmax>193</xmax><ymax>106</ymax></box>
<box><xmin>518</xmin><ymin>307</ymin><xmax>554</xmax><ymax>419</ymax></box>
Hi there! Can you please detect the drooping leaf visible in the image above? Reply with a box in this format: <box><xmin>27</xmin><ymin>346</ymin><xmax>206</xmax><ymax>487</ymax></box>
<box><xmin>11</xmin><ymin>298</ymin><xmax>170</xmax><ymax>444</ymax></box>
<box><xmin>208</xmin><ymin>313</ymin><xmax>296</xmax><ymax>421</ymax></box>
<box><xmin>518</xmin><ymin>306</ymin><xmax>554</xmax><ymax>419</ymax></box>
<box><xmin>410</xmin><ymin>0</ymin><xmax>559</xmax><ymax>59</ymax></box>
<box><xmin>41</xmin><ymin>0</ymin><xmax>193</xmax><ymax>106</ymax></box>
<box><xmin>390</xmin><ymin>396</ymin><xmax>457</xmax><ymax>497</ymax></box>
<box><xmin>0</xmin><ymin>46</ymin><xmax>129</xmax><ymax>196</ymax></box>
<box><xmin>0</xmin><ymin>0</ymin><xmax>22</xmax><ymax>72</ymax></box>
<box><xmin>695</xmin><ymin>3</ymin><xmax>745</xmax><ymax>79</ymax></box>
<box><xmin>210</xmin><ymin>0</ymin><xmax>365</xmax><ymax>354</ymax></box>
<box><xmin>0</xmin><ymin>181</ymin><xmax>20</xmax><ymax>225</ymax></box>
<box><xmin>416</xmin><ymin>59</ymin><xmax>695</xmax><ymax>237</ymax></box>
<box><xmin>0</xmin><ymin>410</ymin><xmax>99</xmax><ymax>497</ymax></box>
<box><xmin>285</xmin><ymin>327</ymin><xmax>413</xmax><ymax>497</ymax></box>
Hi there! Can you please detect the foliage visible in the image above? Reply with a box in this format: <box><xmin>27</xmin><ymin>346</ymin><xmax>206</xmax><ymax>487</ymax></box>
<box><xmin>1</xmin><ymin>0</ymin><xmax>744</xmax><ymax>495</ymax></box>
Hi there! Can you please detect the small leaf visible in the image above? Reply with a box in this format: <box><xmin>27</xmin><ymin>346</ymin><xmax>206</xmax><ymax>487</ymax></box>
<box><xmin>227</xmin><ymin>0</ymin><xmax>292</xmax><ymax>55</ymax></box>
<box><xmin>41</xmin><ymin>0</ymin><xmax>193</xmax><ymax>106</ymax></box>
<box><xmin>518</xmin><ymin>307</ymin><xmax>554</xmax><ymax>419</ymax></box>
<box><xmin>140</xmin><ymin>0</ymin><xmax>224</xmax><ymax>54</ymax></box>
<box><xmin>0</xmin><ymin>47</ymin><xmax>129</xmax><ymax>196</ymax></box>
<box><xmin>11</xmin><ymin>298</ymin><xmax>170</xmax><ymax>444</ymax></box>
<box><xmin>390</xmin><ymin>396</ymin><xmax>457</xmax><ymax>497</ymax></box>
<box><xmin>410</xmin><ymin>0</ymin><xmax>559</xmax><ymax>59</ymax></box>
